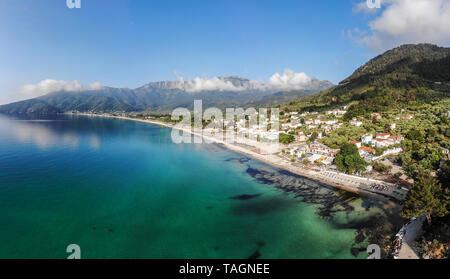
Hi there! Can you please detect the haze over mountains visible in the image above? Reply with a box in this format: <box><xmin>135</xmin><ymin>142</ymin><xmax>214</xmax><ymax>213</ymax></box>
<box><xmin>0</xmin><ymin>73</ymin><xmax>333</xmax><ymax>114</ymax></box>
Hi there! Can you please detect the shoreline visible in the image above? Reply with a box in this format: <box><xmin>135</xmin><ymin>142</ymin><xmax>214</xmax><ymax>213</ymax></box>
<box><xmin>71</xmin><ymin>112</ymin><xmax>398</xmax><ymax>202</ymax></box>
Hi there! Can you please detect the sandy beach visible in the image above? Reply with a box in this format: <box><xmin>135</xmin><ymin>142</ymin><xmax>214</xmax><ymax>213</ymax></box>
<box><xmin>73</xmin><ymin>113</ymin><xmax>399</xmax><ymax>201</ymax></box>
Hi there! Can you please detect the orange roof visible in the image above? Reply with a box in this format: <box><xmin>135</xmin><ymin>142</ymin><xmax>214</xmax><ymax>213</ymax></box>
<box><xmin>359</xmin><ymin>146</ymin><xmax>376</xmax><ymax>153</ymax></box>
<box><xmin>349</xmin><ymin>141</ymin><xmax>360</xmax><ymax>144</ymax></box>
<box><xmin>373</xmin><ymin>138</ymin><xmax>388</xmax><ymax>142</ymax></box>
<box><xmin>389</xmin><ymin>135</ymin><xmax>403</xmax><ymax>138</ymax></box>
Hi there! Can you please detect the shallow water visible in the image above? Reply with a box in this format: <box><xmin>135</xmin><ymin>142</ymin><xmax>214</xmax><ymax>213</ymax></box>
<box><xmin>0</xmin><ymin>114</ymin><xmax>401</xmax><ymax>259</ymax></box>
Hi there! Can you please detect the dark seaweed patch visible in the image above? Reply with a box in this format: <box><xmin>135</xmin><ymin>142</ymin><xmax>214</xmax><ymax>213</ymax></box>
<box><xmin>248</xmin><ymin>241</ymin><xmax>265</xmax><ymax>259</ymax></box>
<box><xmin>229</xmin><ymin>194</ymin><xmax>261</xmax><ymax>201</ymax></box>
<box><xmin>231</xmin><ymin>196</ymin><xmax>297</xmax><ymax>216</ymax></box>
<box><xmin>248</xmin><ymin>250</ymin><xmax>261</xmax><ymax>259</ymax></box>
<box><xmin>244</xmin><ymin>164</ymin><xmax>403</xmax><ymax>258</ymax></box>
<box><xmin>226</xmin><ymin>157</ymin><xmax>251</xmax><ymax>164</ymax></box>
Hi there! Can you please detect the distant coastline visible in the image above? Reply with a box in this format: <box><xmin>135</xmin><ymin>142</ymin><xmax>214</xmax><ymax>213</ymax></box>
<box><xmin>71</xmin><ymin>112</ymin><xmax>398</xmax><ymax>202</ymax></box>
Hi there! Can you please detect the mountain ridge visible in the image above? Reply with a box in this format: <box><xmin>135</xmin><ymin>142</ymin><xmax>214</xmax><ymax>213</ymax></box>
<box><xmin>0</xmin><ymin>75</ymin><xmax>333</xmax><ymax>115</ymax></box>
<box><xmin>282</xmin><ymin>44</ymin><xmax>450</xmax><ymax>116</ymax></box>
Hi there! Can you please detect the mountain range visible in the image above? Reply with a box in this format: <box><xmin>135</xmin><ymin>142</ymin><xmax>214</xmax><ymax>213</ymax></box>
<box><xmin>0</xmin><ymin>76</ymin><xmax>333</xmax><ymax>115</ymax></box>
<box><xmin>1</xmin><ymin>44</ymin><xmax>449</xmax><ymax>116</ymax></box>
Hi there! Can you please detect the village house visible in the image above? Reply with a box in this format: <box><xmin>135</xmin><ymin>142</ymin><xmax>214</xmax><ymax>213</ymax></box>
<box><xmin>322</xmin><ymin>125</ymin><xmax>332</xmax><ymax>133</ymax></box>
<box><xmin>323</xmin><ymin>119</ymin><xmax>338</xmax><ymax>125</ymax></box>
<box><xmin>326</xmin><ymin>109</ymin><xmax>347</xmax><ymax>116</ymax></box>
<box><xmin>376</xmin><ymin>133</ymin><xmax>390</xmax><ymax>139</ymax></box>
<box><xmin>361</xmin><ymin>134</ymin><xmax>373</xmax><ymax>144</ymax></box>
<box><xmin>350</xmin><ymin>119</ymin><xmax>363</xmax><ymax>127</ymax></box>
<box><xmin>281</xmin><ymin>123</ymin><xmax>290</xmax><ymax>130</ymax></box>
<box><xmin>313</xmin><ymin>131</ymin><xmax>323</xmax><ymax>139</ymax></box>
<box><xmin>388</xmin><ymin>123</ymin><xmax>396</xmax><ymax>130</ymax></box>
<box><xmin>305</xmin><ymin>119</ymin><xmax>314</xmax><ymax>125</ymax></box>
<box><xmin>359</xmin><ymin>146</ymin><xmax>376</xmax><ymax>156</ymax></box>
<box><xmin>310</xmin><ymin>142</ymin><xmax>339</xmax><ymax>156</ymax></box>
<box><xmin>406</xmin><ymin>115</ymin><xmax>414</xmax><ymax>120</ymax></box>
<box><xmin>388</xmin><ymin>135</ymin><xmax>404</xmax><ymax>144</ymax></box>
<box><xmin>289</xmin><ymin>123</ymin><xmax>302</xmax><ymax>129</ymax></box>
<box><xmin>332</xmin><ymin>123</ymin><xmax>343</xmax><ymax>130</ymax></box>
<box><xmin>296</xmin><ymin>133</ymin><xmax>308</xmax><ymax>142</ymax></box>
<box><xmin>372</xmin><ymin>138</ymin><xmax>390</xmax><ymax>148</ymax></box>
<box><xmin>439</xmin><ymin>146</ymin><xmax>450</xmax><ymax>156</ymax></box>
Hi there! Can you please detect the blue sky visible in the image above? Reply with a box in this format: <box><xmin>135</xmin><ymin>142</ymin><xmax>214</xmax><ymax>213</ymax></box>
<box><xmin>1</xmin><ymin>0</ymin><xmax>450</xmax><ymax>104</ymax></box>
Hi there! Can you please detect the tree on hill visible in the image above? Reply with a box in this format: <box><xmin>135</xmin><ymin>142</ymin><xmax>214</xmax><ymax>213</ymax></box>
<box><xmin>334</xmin><ymin>143</ymin><xmax>367</xmax><ymax>174</ymax></box>
<box><xmin>308</xmin><ymin>132</ymin><xmax>318</xmax><ymax>143</ymax></box>
<box><xmin>437</xmin><ymin>161</ymin><xmax>450</xmax><ymax>190</ymax></box>
<box><xmin>279</xmin><ymin>133</ymin><xmax>295</xmax><ymax>145</ymax></box>
<box><xmin>401</xmin><ymin>170</ymin><xmax>448</xmax><ymax>224</ymax></box>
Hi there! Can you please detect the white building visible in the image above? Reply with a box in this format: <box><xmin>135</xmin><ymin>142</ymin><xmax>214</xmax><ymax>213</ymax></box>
<box><xmin>376</xmin><ymin>133</ymin><xmax>390</xmax><ymax>139</ymax></box>
<box><xmin>388</xmin><ymin>123</ymin><xmax>396</xmax><ymax>130</ymax></box>
<box><xmin>359</xmin><ymin>146</ymin><xmax>376</xmax><ymax>156</ymax></box>
<box><xmin>361</xmin><ymin>134</ymin><xmax>373</xmax><ymax>144</ymax></box>
<box><xmin>350</xmin><ymin>120</ymin><xmax>363</xmax><ymax>127</ymax></box>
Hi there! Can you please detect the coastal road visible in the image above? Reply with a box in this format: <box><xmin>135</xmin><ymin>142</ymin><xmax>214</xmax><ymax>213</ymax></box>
<box><xmin>397</xmin><ymin>216</ymin><xmax>425</xmax><ymax>259</ymax></box>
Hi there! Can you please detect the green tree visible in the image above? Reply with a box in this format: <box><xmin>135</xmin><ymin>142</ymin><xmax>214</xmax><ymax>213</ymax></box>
<box><xmin>279</xmin><ymin>133</ymin><xmax>295</xmax><ymax>144</ymax></box>
<box><xmin>437</xmin><ymin>161</ymin><xmax>450</xmax><ymax>190</ymax></box>
<box><xmin>401</xmin><ymin>170</ymin><xmax>448</xmax><ymax>223</ymax></box>
<box><xmin>335</xmin><ymin>143</ymin><xmax>368</xmax><ymax>174</ymax></box>
<box><xmin>308</xmin><ymin>132</ymin><xmax>318</xmax><ymax>143</ymax></box>
<box><xmin>406</xmin><ymin>129</ymin><xmax>424</xmax><ymax>142</ymax></box>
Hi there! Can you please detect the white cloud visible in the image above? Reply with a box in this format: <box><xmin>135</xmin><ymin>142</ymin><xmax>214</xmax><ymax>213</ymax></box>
<box><xmin>267</xmin><ymin>69</ymin><xmax>313</xmax><ymax>91</ymax></box>
<box><xmin>18</xmin><ymin>79</ymin><xmax>103</xmax><ymax>98</ymax></box>
<box><xmin>352</xmin><ymin>0</ymin><xmax>450</xmax><ymax>51</ymax></box>
<box><xmin>180</xmin><ymin>77</ymin><xmax>246</xmax><ymax>93</ymax></box>
<box><xmin>174</xmin><ymin>69</ymin><xmax>315</xmax><ymax>93</ymax></box>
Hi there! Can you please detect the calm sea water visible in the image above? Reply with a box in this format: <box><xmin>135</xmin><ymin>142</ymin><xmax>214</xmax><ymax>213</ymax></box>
<box><xmin>0</xmin><ymin>114</ymin><xmax>399</xmax><ymax>259</ymax></box>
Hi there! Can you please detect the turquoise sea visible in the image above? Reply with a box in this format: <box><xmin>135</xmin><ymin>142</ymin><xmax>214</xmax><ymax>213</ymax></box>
<box><xmin>0</xmin><ymin>114</ymin><xmax>402</xmax><ymax>259</ymax></box>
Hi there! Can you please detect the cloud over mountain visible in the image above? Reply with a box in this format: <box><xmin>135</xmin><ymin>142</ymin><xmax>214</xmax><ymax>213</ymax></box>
<box><xmin>172</xmin><ymin>69</ymin><xmax>317</xmax><ymax>93</ymax></box>
<box><xmin>18</xmin><ymin>79</ymin><xmax>103</xmax><ymax>98</ymax></box>
<box><xmin>176</xmin><ymin>76</ymin><xmax>247</xmax><ymax>93</ymax></box>
<box><xmin>267</xmin><ymin>69</ymin><xmax>313</xmax><ymax>91</ymax></box>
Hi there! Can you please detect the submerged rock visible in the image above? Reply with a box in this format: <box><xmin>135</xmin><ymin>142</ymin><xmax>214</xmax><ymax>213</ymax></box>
<box><xmin>243</xmin><ymin>163</ymin><xmax>403</xmax><ymax>258</ymax></box>
<box><xmin>229</xmin><ymin>194</ymin><xmax>262</xmax><ymax>201</ymax></box>
<box><xmin>248</xmin><ymin>250</ymin><xmax>261</xmax><ymax>259</ymax></box>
